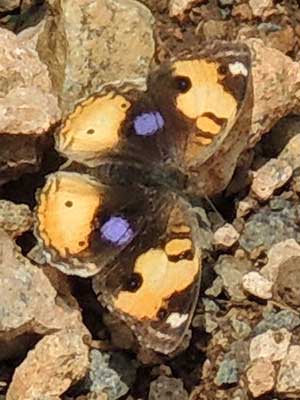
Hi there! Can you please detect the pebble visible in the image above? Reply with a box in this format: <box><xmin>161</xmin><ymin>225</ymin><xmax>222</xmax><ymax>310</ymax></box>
<box><xmin>203</xmin><ymin>298</ymin><xmax>220</xmax><ymax>333</ymax></box>
<box><xmin>232</xmin><ymin>4</ymin><xmax>253</xmax><ymax>21</ymax></box>
<box><xmin>242</xmin><ymin>271</ymin><xmax>273</xmax><ymax>300</ymax></box>
<box><xmin>277</xmin><ymin>345</ymin><xmax>300</xmax><ymax>395</ymax></box>
<box><xmin>273</xmin><ymin>255</ymin><xmax>300</xmax><ymax>310</ymax></box>
<box><xmin>88</xmin><ymin>351</ymin><xmax>131</xmax><ymax>400</ymax></box>
<box><xmin>148</xmin><ymin>376</ymin><xmax>188</xmax><ymax>400</ymax></box>
<box><xmin>7</xmin><ymin>331</ymin><xmax>89</xmax><ymax>400</ymax></box>
<box><xmin>261</xmin><ymin>239</ymin><xmax>300</xmax><ymax>283</ymax></box>
<box><xmin>169</xmin><ymin>0</ymin><xmax>199</xmax><ymax>19</ymax></box>
<box><xmin>0</xmin><ymin>200</ymin><xmax>33</xmax><ymax>238</ymax></box>
<box><xmin>0</xmin><ymin>229</ymin><xmax>90</xmax><ymax>398</ymax></box>
<box><xmin>279</xmin><ymin>133</ymin><xmax>300</xmax><ymax>171</ymax></box>
<box><xmin>214</xmin><ymin>255</ymin><xmax>252</xmax><ymax>301</ymax></box>
<box><xmin>265</xmin><ymin>25</ymin><xmax>295</xmax><ymax>55</ymax></box>
<box><xmin>0</xmin><ymin>25</ymin><xmax>61</xmax><ymax>184</ymax></box>
<box><xmin>0</xmin><ymin>0</ymin><xmax>20</xmax><ymax>12</ymax></box>
<box><xmin>253</xmin><ymin>309</ymin><xmax>300</xmax><ymax>335</ymax></box>
<box><xmin>202</xmin><ymin>20</ymin><xmax>229</xmax><ymax>41</ymax></box>
<box><xmin>42</xmin><ymin>0</ymin><xmax>155</xmax><ymax>114</ymax></box>
<box><xmin>218</xmin><ymin>0</ymin><xmax>234</xmax><ymax>6</ymax></box>
<box><xmin>0</xmin><ymin>27</ymin><xmax>60</xmax><ymax>135</ymax></box>
<box><xmin>249</xmin><ymin>328</ymin><xmax>291</xmax><ymax>362</ymax></box>
<box><xmin>213</xmin><ymin>223</ymin><xmax>240</xmax><ymax>249</ymax></box>
<box><xmin>245</xmin><ymin>39</ymin><xmax>300</xmax><ymax>147</ymax></box>
<box><xmin>239</xmin><ymin>200</ymin><xmax>300</xmax><ymax>252</ymax></box>
<box><xmin>249</xmin><ymin>0</ymin><xmax>274</xmax><ymax>17</ymax></box>
<box><xmin>247</xmin><ymin>358</ymin><xmax>275</xmax><ymax>398</ymax></box>
<box><xmin>214</xmin><ymin>359</ymin><xmax>239</xmax><ymax>386</ymax></box>
<box><xmin>251</xmin><ymin>159</ymin><xmax>293</xmax><ymax>201</ymax></box>
<box><xmin>236</xmin><ymin>197</ymin><xmax>257</xmax><ymax>218</ymax></box>
<box><xmin>230</xmin><ymin>317</ymin><xmax>252</xmax><ymax>340</ymax></box>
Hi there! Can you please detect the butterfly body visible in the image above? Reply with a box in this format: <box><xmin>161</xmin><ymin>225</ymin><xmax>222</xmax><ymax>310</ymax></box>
<box><xmin>35</xmin><ymin>41</ymin><xmax>252</xmax><ymax>356</ymax></box>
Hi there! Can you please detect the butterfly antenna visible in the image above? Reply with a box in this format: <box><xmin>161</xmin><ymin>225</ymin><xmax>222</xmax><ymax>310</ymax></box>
<box><xmin>204</xmin><ymin>196</ymin><xmax>226</xmax><ymax>225</ymax></box>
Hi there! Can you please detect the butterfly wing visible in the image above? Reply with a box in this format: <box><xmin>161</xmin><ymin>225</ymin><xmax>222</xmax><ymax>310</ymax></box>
<box><xmin>35</xmin><ymin>170</ymin><xmax>202</xmax><ymax>353</ymax></box>
<box><xmin>148</xmin><ymin>41</ymin><xmax>252</xmax><ymax>196</ymax></box>
<box><xmin>92</xmin><ymin>191</ymin><xmax>202</xmax><ymax>354</ymax></box>
<box><xmin>35</xmin><ymin>171</ymin><xmax>155</xmax><ymax>277</ymax></box>
<box><xmin>55</xmin><ymin>42</ymin><xmax>252</xmax><ymax>195</ymax></box>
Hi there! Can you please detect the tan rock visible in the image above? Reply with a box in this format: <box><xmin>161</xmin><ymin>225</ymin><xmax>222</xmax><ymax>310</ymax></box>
<box><xmin>0</xmin><ymin>230</ymin><xmax>90</xmax><ymax>398</ymax></box>
<box><xmin>0</xmin><ymin>200</ymin><xmax>33</xmax><ymax>238</ymax></box>
<box><xmin>246</xmin><ymin>39</ymin><xmax>300</xmax><ymax>147</ymax></box>
<box><xmin>242</xmin><ymin>271</ymin><xmax>273</xmax><ymax>300</ymax></box>
<box><xmin>279</xmin><ymin>133</ymin><xmax>300</xmax><ymax>171</ymax></box>
<box><xmin>169</xmin><ymin>0</ymin><xmax>199</xmax><ymax>19</ymax></box>
<box><xmin>236</xmin><ymin>197</ymin><xmax>257</xmax><ymax>218</ymax></box>
<box><xmin>249</xmin><ymin>328</ymin><xmax>291</xmax><ymax>362</ymax></box>
<box><xmin>277</xmin><ymin>345</ymin><xmax>300</xmax><ymax>395</ymax></box>
<box><xmin>251</xmin><ymin>159</ymin><xmax>293</xmax><ymax>201</ymax></box>
<box><xmin>0</xmin><ymin>24</ymin><xmax>61</xmax><ymax>184</ymax></box>
<box><xmin>202</xmin><ymin>20</ymin><xmax>229</xmax><ymax>41</ymax></box>
<box><xmin>39</xmin><ymin>0</ymin><xmax>155</xmax><ymax>114</ymax></box>
<box><xmin>261</xmin><ymin>239</ymin><xmax>300</xmax><ymax>282</ymax></box>
<box><xmin>247</xmin><ymin>358</ymin><xmax>275</xmax><ymax>398</ymax></box>
<box><xmin>213</xmin><ymin>223</ymin><xmax>240</xmax><ymax>249</ymax></box>
<box><xmin>273</xmin><ymin>255</ymin><xmax>300</xmax><ymax>310</ymax></box>
<box><xmin>232</xmin><ymin>4</ymin><xmax>253</xmax><ymax>21</ymax></box>
<box><xmin>0</xmin><ymin>0</ymin><xmax>20</xmax><ymax>12</ymax></box>
<box><xmin>249</xmin><ymin>0</ymin><xmax>274</xmax><ymax>17</ymax></box>
<box><xmin>6</xmin><ymin>330</ymin><xmax>89</xmax><ymax>400</ymax></box>
<box><xmin>0</xmin><ymin>26</ymin><xmax>60</xmax><ymax>135</ymax></box>
<box><xmin>266</xmin><ymin>25</ymin><xmax>295</xmax><ymax>55</ymax></box>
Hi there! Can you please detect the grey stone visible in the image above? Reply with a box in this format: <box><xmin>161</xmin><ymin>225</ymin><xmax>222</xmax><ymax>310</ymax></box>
<box><xmin>89</xmin><ymin>350</ymin><xmax>131</xmax><ymax>400</ymax></box>
<box><xmin>253</xmin><ymin>309</ymin><xmax>300</xmax><ymax>335</ymax></box>
<box><xmin>148</xmin><ymin>376</ymin><xmax>188</xmax><ymax>400</ymax></box>
<box><xmin>215</xmin><ymin>359</ymin><xmax>239</xmax><ymax>386</ymax></box>
<box><xmin>214</xmin><ymin>255</ymin><xmax>252</xmax><ymax>301</ymax></box>
<box><xmin>240</xmin><ymin>199</ymin><xmax>300</xmax><ymax>252</ymax></box>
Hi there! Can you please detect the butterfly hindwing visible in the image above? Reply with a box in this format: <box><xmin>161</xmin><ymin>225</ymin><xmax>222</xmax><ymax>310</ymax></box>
<box><xmin>92</xmin><ymin>192</ymin><xmax>201</xmax><ymax>354</ymax></box>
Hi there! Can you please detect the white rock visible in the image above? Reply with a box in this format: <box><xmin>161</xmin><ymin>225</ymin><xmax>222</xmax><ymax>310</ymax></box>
<box><xmin>250</xmin><ymin>328</ymin><xmax>291</xmax><ymax>362</ymax></box>
<box><xmin>261</xmin><ymin>239</ymin><xmax>300</xmax><ymax>283</ymax></box>
<box><xmin>251</xmin><ymin>159</ymin><xmax>293</xmax><ymax>201</ymax></box>
<box><xmin>249</xmin><ymin>0</ymin><xmax>273</xmax><ymax>17</ymax></box>
<box><xmin>242</xmin><ymin>271</ymin><xmax>273</xmax><ymax>300</ymax></box>
<box><xmin>277</xmin><ymin>345</ymin><xmax>300</xmax><ymax>395</ymax></box>
<box><xmin>213</xmin><ymin>223</ymin><xmax>240</xmax><ymax>249</ymax></box>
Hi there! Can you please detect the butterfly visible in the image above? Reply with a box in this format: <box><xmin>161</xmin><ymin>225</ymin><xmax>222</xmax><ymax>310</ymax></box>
<box><xmin>34</xmin><ymin>41</ymin><xmax>252</xmax><ymax>356</ymax></box>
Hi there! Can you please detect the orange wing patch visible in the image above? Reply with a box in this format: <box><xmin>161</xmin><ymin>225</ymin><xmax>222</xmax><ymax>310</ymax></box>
<box><xmin>36</xmin><ymin>172</ymin><xmax>101</xmax><ymax>258</ymax></box>
<box><xmin>113</xmin><ymin>245</ymin><xmax>199</xmax><ymax>320</ymax></box>
<box><xmin>174</xmin><ymin>60</ymin><xmax>237</xmax><ymax>128</ymax></box>
<box><xmin>173</xmin><ymin>60</ymin><xmax>238</xmax><ymax>159</ymax></box>
<box><xmin>56</xmin><ymin>92</ymin><xmax>131</xmax><ymax>164</ymax></box>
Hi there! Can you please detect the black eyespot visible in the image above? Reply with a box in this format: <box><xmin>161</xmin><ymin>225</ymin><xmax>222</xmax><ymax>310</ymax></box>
<box><xmin>218</xmin><ymin>64</ymin><xmax>228</xmax><ymax>75</ymax></box>
<box><xmin>65</xmin><ymin>200</ymin><xmax>73</xmax><ymax>207</ymax></box>
<box><xmin>173</xmin><ymin>76</ymin><xmax>192</xmax><ymax>93</ymax></box>
<box><xmin>86</xmin><ymin>128</ymin><xmax>95</xmax><ymax>135</ymax></box>
<box><xmin>125</xmin><ymin>273</ymin><xmax>143</xmax><ymax>292</ymax></box>
<box><xmin>121</xmin><ymin>103</ymin><xmax>127</xmax><ymax>109</ymax></box>
<box><xmin>78</xmin><ymin>241</ymin><xmax>85</xmax><ymax>247</ymax></box>
<box><xmin>157</xmin><ymin>308</ymin><xmax>167</xmax><ymax>321</ymax></box>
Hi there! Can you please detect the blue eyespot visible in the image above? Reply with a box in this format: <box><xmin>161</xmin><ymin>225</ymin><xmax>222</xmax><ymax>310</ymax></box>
<box><xmin>100</xmin><ymin>216</ymin><xmax>134</xmax><ymax>246</ymax></box>
<box><xmin>133</xmin><ymin>112</ymin><xmax>164</xmax><ymax>136</ymax></box>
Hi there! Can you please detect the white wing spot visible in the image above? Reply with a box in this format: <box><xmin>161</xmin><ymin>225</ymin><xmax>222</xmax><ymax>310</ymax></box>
<box><xmin>166</xmin><ymin>313</ymin><xmax>188</xmax><ymax>328</ymax></box>
<box><xmin>229</xmin><ymin>62</ymin><xmax>248</xmax><ymax>77</ymax></box>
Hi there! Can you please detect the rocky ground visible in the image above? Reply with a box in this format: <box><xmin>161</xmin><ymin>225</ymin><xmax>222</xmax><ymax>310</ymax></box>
<box><xmin>1</xmin><ymin>0</ymin><xmax>300</xmax><ymax>399</ymax></box>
